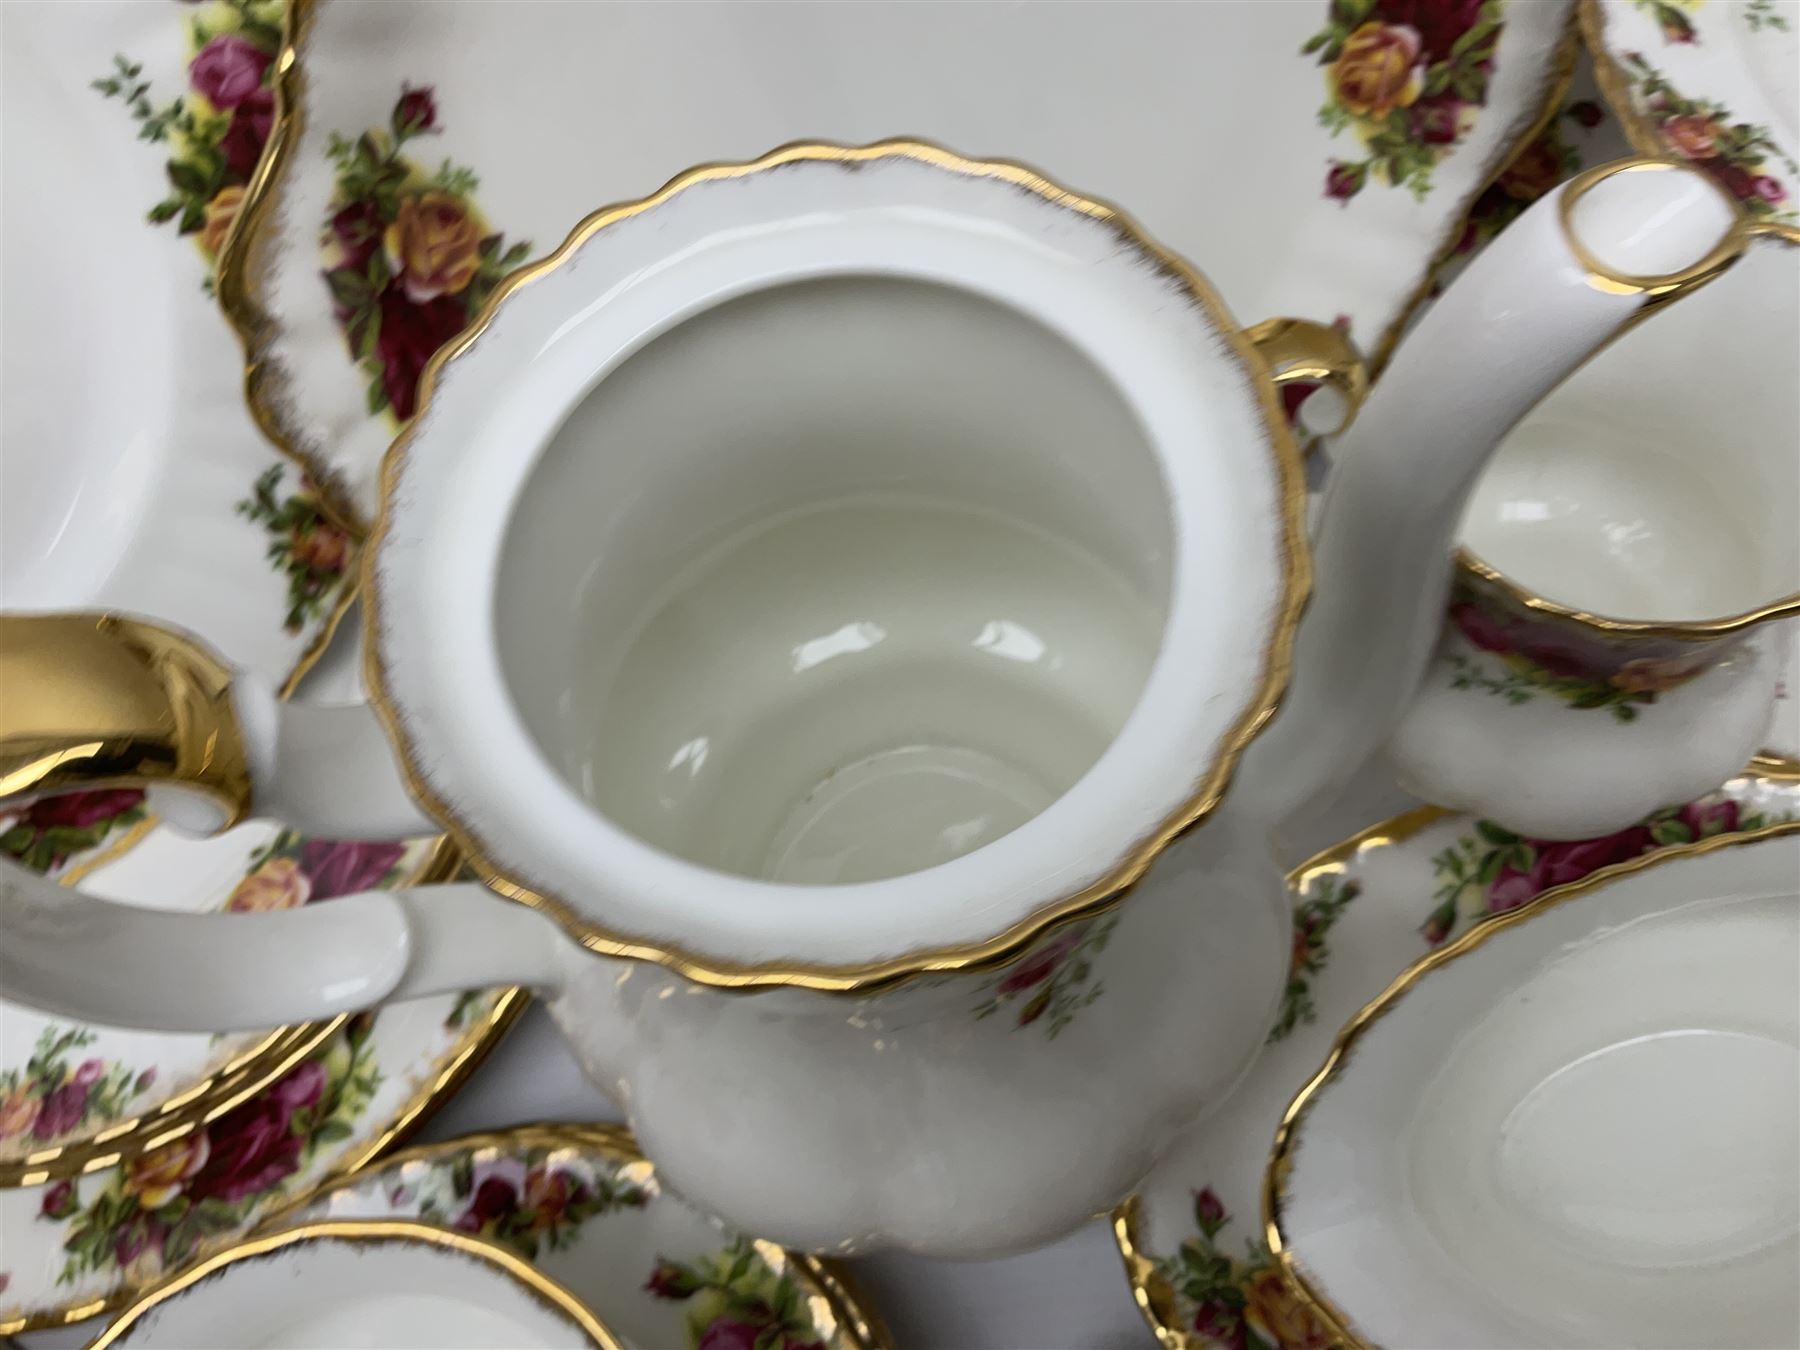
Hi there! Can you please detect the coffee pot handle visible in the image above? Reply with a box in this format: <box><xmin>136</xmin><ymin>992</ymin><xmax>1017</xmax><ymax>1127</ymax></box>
<box><xmin>0</xmin><ymin>612</ymin><xmax>568</xmax><ymax>1032</ymax></box>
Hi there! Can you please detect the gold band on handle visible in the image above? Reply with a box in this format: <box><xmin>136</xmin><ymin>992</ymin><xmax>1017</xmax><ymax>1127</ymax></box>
<box><xmin>1245</xmin><ymin>316</ymin><xmax>1369</xmax><ymax>438</ymax></box>
<box><xmin>0</xmin><ymin>613</ymin><xmax>252</xmax><ymax>824</ymax></box>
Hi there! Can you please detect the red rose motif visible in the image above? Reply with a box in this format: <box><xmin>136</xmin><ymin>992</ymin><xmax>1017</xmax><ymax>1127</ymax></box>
<box><xmin>113</xmin><ymin>1216</ymin><xmax>166</xmax><ymax>1269</ymax></box>
<box><xmin>522</xmin><ymin>1164</ymin><xmax>585</xmax><ymax>1231</ymax></box>
<box><xmin>189</xmin><ymin>34</ymin><xmax>272</xmax><ymax>109</ymax></box>
<box><xmin>1710</xmin><ymin>162</ymin><xmax>1759</xmax><ymax>201</ymax></box>
<box><xmin>23</xmin><ymin>789</ymin><xmax>144</xmax><ymax>829</ymax></box>
<box><xmin>299</xmin><ymin>839</ymin><xmax>406</xmax><ymax>901</ymax></box>
<box><xmin>218</xmin><ymin>88</ymin><xmax>275</xmax><ymax>180</ymax></box>
<box><xmin>39</xmin><ymin>1179</ymin><xmax>76</xmax><ymax>1219</ymax></box>
<box><xmin>1487</xmin><ymin>826</ymin><xmax>1654</xmax><ymax>913</ymax></box>
<box><xmin>1515</xmin><ymin>631</ymin><xmax>1596</xmax><ymax>680</ymax></box>
<box><xmin>1377</xmin><ymin>0</ymin><xmax>1486</xmax><ymax>61</ymax></box>
<box><xmin>697</xmin><ymin>1321</ymin><xmax>763</xmax><ymax>1350</ymax></box>
<box><xmin>331</xmin><ymin>201</ymin><xmax>385</xmax><ymax>271</ymax></box>
<box><xmin>1450</xmin><ymin>601</ymin><xmax>1513</xmax><ymax>654</ymax></box>
<box><xmin>186</xmin><ymin>1060</ymin><xmax>324</xmax><ymax>1204</ymax></box>
<box><xmin>644</xmin><ymin>1262</ymin><xmax>699</xmax><ymax>1300</ymax></box>
<box><xmin>374</xmin><ymin>287</ymin><xmax>469</xmax><ymax>419</ymax></box>
<box><xmin>1325</xmin><ymin>160</ymin><xmax>1367</xmax><ymax>202</ymax></box>
<box><xmin>1192</xmin><ymin>1299</ymin><xmax>1249</xmax><ymax>1350</ymax></box>
<box><xmin>1567</xmin><ymin>100</ymin><xmax>1605</xmax><ymax>129</ymax></box>
<box><xmin>393</xmin><ymin>85</ymin><xmax>438</xmax><ymax>137</ymax></box>
<box><xmin>1194</xmin><ymin>1186</ymin><xmax>1228</xmax><ymax>1230</ymax></box>
<box><xmin>997</xmin><ymin>931</ymin><xmax>1081</xmax><ymax>994</ymax></box>
<box><xmin>290</xmin><ymin>521</ymin><xmax>351</xmax><ymax>576</ymax></box>
<box><xmin>31</xmin><ymin>1080</ymin><xmax>91</xmax><ymax>1139</ymax></box>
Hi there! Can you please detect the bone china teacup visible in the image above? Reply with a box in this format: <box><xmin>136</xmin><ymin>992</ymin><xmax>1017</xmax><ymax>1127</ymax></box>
<box><xmin>0</xmin><ymin>145</ymin><xmax>1750</xmax><ymax>1257</ymax></box>
<box><xmin>1392</xmin><ymin>231</ymin><xmax>1800</xmax><ymax>838</ymax></box>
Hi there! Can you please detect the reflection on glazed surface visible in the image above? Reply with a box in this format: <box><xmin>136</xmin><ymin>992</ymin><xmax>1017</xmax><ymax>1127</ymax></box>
<box><xmin>570</xmin><ymin>495</ymin><xmax>1160</xmax><ymax>884</ymax></box>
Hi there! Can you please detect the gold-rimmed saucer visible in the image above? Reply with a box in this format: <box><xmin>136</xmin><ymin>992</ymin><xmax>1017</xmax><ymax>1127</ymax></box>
<box><xmin>1115</xmin><ymin>764</ymin><xmax>1800</xmax><ymax>1350</ymax></box>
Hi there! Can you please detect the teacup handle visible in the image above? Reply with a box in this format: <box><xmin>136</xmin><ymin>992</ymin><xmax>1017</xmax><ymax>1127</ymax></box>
<box><xmin>0</xmin><ymin>612</ymin><xmax>568</xmax><ymax>1032</ymax></box>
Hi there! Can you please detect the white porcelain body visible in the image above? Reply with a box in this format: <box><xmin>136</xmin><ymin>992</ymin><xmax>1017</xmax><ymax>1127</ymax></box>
<box><xmin>1275</xmin><ymin>827</ymin><xmax>1800</xmax><ymax>1349</ymax></box>
<box><xmin>95</xmin><ymin>1222</ymin><xmax>612</xmax><ymax>1349</ymax></box>
<box><xmin>1395</xmin><ymin>234</ymin><xmax>1800</xmax><ymax>836</ymax></box>
<box><xmin>0</xmin><ymin>152</ymin><xmax>1750</xmax><ymax>1256</ymax></box>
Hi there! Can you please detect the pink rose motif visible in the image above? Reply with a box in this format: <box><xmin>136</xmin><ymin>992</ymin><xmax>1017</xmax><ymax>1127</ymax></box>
<box><xmin>1752</xmin><ymin>175</ymin><xmax>1788</xmax><ymax>205</ymax></box>
<box><xmin>113</xmin><ymin>1216</ymin><xmax>166</xmax><ymax>1270</ymax></box>
<box><xmin>1662</xmin><ymin>113</ymin><xmax>1720</xmax><ymax>161</ymax></box>
<box><xmin>1678</xmin><ymin>798</ymin><xmax>1739</xmax><ymax>839</ymax></box>
<box><xmin>189</xmin><ymin>34</ymin><xmax>272</xmax><ymax>109</ymax></box>
<box><xmin>997</xmin><ymin>931</ymin><xmax>1081</xmax><ymax>994</ymax></box>
<box><xmin>697</xmin><ymin>1321</ymin><xmax>763</xmax><ymax>1350</ymax></box>
<box><xmin>299</xmin><ymin>839</ymin><xmax>407</xmax><ymax>901</ymax></box>
<box><xmin>1487</xmin><ymin>826</ymin><xmax>1653</xmax><ymax>913</ymax></box>
<box><xmin>22</xmin><ymin>789</ymin><xmax>144</xmax><ymax>830</ymax></box>
<box><xmin>271</xmin><ymin>1060</ymin><xmax>326</xmax><ymax>1112</ymax></box>
<box><xmin>72</xmin><ymin>1059</ymin><xmax>104</xmax><ymax>1089</ymax></box>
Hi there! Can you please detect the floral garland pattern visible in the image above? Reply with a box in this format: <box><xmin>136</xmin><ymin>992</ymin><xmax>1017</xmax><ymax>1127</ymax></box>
<box><xmin>91</xmin><ymin>0</ymin><xmax>285</xmax><ymax>281</ymax></box>
<box><xmin>409</xmin><ymin>1146</ymin><xmax>649</xmax><ymax>1260</ymax></box>
<box><xmin>1303</xmin><ymin>0</ymin><xmax>1507</xmax><ymax>202</ymax></box>
<box><xmin>0</xmin><ymin>1029</ymin><xmax>155</xmax><ymax>1155</ymax></box>
<box><xmin>43</xmin><ymin>1016</ymin><xmax>380</xmax><ymax>1286</ymax></box>
<box><xmin>1451</xmin><ymin>99</ymin><xmax>1601</xmax><ymax>255</ymax></box>
<box><xmin>1154</xmin><ymin>1187</ymin><xmax>1334</xmax><ymax>1350</ymax></box>
<box><xmin>236</xmin><ymin>465</ymin><xmax>355</xmax><ymax>634</ymax></box>
<box><xmin>1619</xmin><ymin>52</ymin><xmax>1796</xmax><ymax>221</ymax></box>
<box><xmin>224</xmin><ymin>831</ymin><xmax>406</xmax><ymax>912</ymax></box>
<box><xmin>1268</xmin><ymin>877</ymin><xmax>1361</xmax><ymax>1044</ymax></box>
<box><xmin>647</xmin><ymin>1240</ymin><xmax>830</xmax><ymax>1350</ymax></box>
<box><xmin>0</xmin><ymin>790</ymin><xmax>147</xmax><ymax>876</ymax></box>
<box><xmin>972</xmin><ymin>916</ymin><xmax>1117</xmax><ymax>1038</ymax></box>
<box><xmin>1417</xmin><ymin>791</ymin><xmax>1794</xmax><ymax>945</ymax></box>
<box><xmin>320</xmin><ymin>87</ymin><xmax>532</xmax><ymax>421</ymax></box>
<box><xmin>1444</xmin><ymin>599</ymin><xmax>1718</xmax><ymax>720</ymax></box>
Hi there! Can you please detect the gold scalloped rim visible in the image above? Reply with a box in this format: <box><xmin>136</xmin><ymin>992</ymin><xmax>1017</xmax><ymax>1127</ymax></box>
<box><xmin>86</xmin><ymin>1217</ymin><xmax>623</xmax><ymax>1349</ymax></box>
<box><xmin>0</xmin><ymin>980</ymin><xmax>528</xmax><ymax>1335</ymax></box>
<box><xmin>359</xmin><ymin>136</ymin><xmax>1313</xmax><ymax>995</ymax></box>
<box><xmin>1263</xmin><ymin>815</ymin><xmax>1800</xmax><ymax>1349</ymax></box>
<box><xmin>297</xmin><ymin>1121</ymin><xmax>893</xmax><ymax>1350</ymax></box>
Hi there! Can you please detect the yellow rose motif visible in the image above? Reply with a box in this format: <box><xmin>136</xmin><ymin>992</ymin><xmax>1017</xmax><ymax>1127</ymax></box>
<box><xmin>199</xmin><ymin>184</ymin><xmax>247</xmax><ymax>258</ymax></box>
<box><xmin>0</xmin><ymin>1087</ymin><xmax>40</xmax><ymax>1141</ymax></box>
<box><xmin>1242</xmin><ymin>1266</ymin><xmax>1337</xmax><ymax>1350</ymax></box>
<box><xmin>384</xmin><ymin>191</ymin><xmax>483</xmax><ymax>303</ymax></box>
<box><xmin>226</xmin><ymin>855</ymin><xmax>311</xmax><ymax>913</ymax></box>
<box><xmin>1331</xmin><ymin>21</ymin><xmax>1425</xmax><ymax>120</ymax></box>
<box><xmin>125</xmin><ymin>1131</ymin><xmax>210</xmax><ymax>1209</ymax></box>
<box><xmin>1611</xmin><ymin>654</ymin><xmax>1707</xmax><ymax>694</ymax></box>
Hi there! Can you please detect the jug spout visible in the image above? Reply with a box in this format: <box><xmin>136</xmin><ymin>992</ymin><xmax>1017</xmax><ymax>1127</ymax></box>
<box><xmin>1233</xmin><ymin>160</ymin><xmax>1746</xmax><ymax>831</ymax></box>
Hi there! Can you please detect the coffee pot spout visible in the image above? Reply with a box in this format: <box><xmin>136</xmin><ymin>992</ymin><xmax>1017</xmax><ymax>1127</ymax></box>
<box><xmin>1232</xmin><ymin>159</ymin><xmax>1747</xmax><ymax>831</ymax></box>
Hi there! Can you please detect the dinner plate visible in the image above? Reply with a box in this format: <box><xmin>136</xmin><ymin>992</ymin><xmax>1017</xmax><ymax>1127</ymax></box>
<box><xmin>0</xmin><ymin>4</ymin><xmax>523</xmax><ymax>1332</ymax></box>
<box><xmin>1116</xmin><ymin>765</ymin><xmax>1800</xmax><ymax>1350</ymax></box>
<box><xmin>291</xmin><ymin>1123</ymin><xmax>890</xmax><ymax>1350</ymax></box>
<box><xmin>228</xmin><ymin>0</ymin><xmax>1580</xmax><ymax>522</ymax></box>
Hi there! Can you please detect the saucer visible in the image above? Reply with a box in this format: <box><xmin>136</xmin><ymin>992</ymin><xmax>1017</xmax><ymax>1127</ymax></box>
<box><xmin>230</xmin><ymin>0</ymin><xmax>1578</xmax><ymax>519</ymax></box>
<box><xmin>1583</xmin><ymin>0</ymin><xmax>1799</xmax><ymax>238</ymax></box>
<box><xmin>1271</xmin><ymin>822</ymin><xmax>1799</xmax><ymax>1349</ymax></box>
<box><xmin>1116</xmin><ymin>766</ymin><xmax>1800</xmax><ymax>1350</ymax></box>
<box><xmin>292</xmin><ymin>1123</ymin><xmax>890</xmax><ymax>1350</ymax></box>
<box><xmin>88</xmin><ymin>1218</ymin><xmax>621</xmax><ymax>1349</ymax></box>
